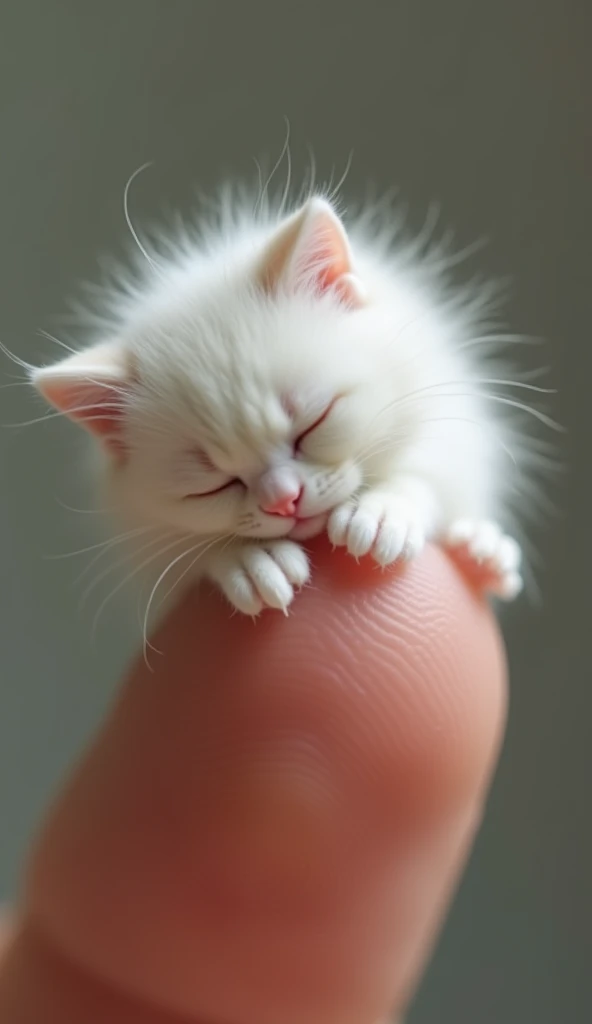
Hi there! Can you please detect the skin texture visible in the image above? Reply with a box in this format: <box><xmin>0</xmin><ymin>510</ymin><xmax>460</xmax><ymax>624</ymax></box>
<box><xmin>0</xmin><ymin>539</ymin><xmax>507</xmax><ymax>1024</ymax></box>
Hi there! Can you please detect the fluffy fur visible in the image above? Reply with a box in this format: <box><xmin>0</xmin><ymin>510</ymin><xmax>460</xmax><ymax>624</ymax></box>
<box><xmin>29</xmin><ymin>180</ymin><xmax>549</xmax><ymax>626</ymax></box>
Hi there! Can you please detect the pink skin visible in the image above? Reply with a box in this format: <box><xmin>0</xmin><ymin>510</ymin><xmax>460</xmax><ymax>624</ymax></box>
<box><xmin>0</xmin><ymin>540</ymin><xmax>506</xmax><ymax>1024</ymax></box>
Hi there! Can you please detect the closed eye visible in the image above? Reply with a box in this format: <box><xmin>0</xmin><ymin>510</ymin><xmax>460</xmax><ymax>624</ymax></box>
<box><xmin>294</xmin><ymin>399</ymin><xmax>338</xmax><ymax>452</ymax></box>
<box><xmin>185</xmin><ymin>479</ymin><xmax>242</xmax><ymax>500</ymax></box>
<box><xmin>183</xmin><ymin>447</ymin><xmax>243</xmax><ymax>498</ymax></box>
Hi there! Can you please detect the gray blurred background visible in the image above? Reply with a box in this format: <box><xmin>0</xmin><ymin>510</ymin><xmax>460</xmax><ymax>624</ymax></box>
<box><xmin>0</xmin><ymin>2</ymin><xmax>589</xmax><ymax>1021</ymax></box>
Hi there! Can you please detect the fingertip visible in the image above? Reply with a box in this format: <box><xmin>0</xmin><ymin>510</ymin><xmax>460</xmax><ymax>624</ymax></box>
<box><xmin>24</xmin><ymin>539</ymin><xmax>508</xmax><ymax>1024</ymax></box>
<box><xmin>127</xmin><ymin>538</ymin><xmax>507</xmax><ymax>840</ymax></box>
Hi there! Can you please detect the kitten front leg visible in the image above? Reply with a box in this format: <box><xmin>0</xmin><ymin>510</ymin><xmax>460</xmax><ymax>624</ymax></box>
<box><xmin>205</xmin><ymin>539</ymin><xmax>310</xmax><ymax>616</ymax></box>
<box><xmin>328</xmin><ymin>477</ymin><xmax>437</xmax><ymax>567</ymax></box>
<box><xmin>444</xmin><ymin>519</ymin><xmax>523</xmax><ymax>600</ymax></box>
<box><xmin>328</xmin><ymin>482</ymin><xmax>524</xmax><ymax>602</ymax></box>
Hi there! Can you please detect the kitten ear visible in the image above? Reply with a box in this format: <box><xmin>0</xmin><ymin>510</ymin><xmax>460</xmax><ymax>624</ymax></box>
<box><xmin>259</xmin><ymin>198</ymin><xmax>366</xmax><ymax>308</ymax></box>
<box><xmin>31</xmin><ymin>341</ymin><xmax>131</xmax><ymax>450</ymax></box>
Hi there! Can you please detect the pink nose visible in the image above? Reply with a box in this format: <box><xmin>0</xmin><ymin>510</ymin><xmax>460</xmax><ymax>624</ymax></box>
<box><xmin>260</xmin><ymin>491</ymin><xmax>301</xmax><ymax>517</ymax></box>
<box><xmin>257</xmin><ymin>468</ymin><xmax>303</xmax><ymax>517</ymax></box>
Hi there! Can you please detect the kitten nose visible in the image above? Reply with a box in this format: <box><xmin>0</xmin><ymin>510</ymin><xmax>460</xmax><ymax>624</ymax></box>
<box><xmin>262</xmin><ymin>492</ymin><xmax>302</xmax><ymax>517</ymax></box>
<box><xmin>257</xmin><ymin>467</ymin><xmax>302</xmax><ymax>517</ymax></box>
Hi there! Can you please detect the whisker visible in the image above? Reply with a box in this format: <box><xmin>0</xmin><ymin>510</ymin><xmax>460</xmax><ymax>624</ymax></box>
<box><xmin>457</xmin><ymin>333</ymin><xmax>543</xmax><ymax>351</ymax></box>
<box><xmin>279</xmin><ymin>116</ymin><xmax>292</xmax><ymax>215</ymax></box>
<box><xmin>472</xmin><ymin>378</ymin><xmax>556</xmax><ymax>395</ymax></box>
<box><xmin>256</xmin><ymin>119</ymin><xmax>291</xmax><ymax>217</ymax></box>
<box><xmin>73</xmin><ymin>530</ymin><xmax>167</xmax><ymax>587</ymax></box>
<box><xmin>54</xmin><ymin>496</ymin><xmax>112</xmax><ymax>515</ymax></box>
<box><xmin>44</xmin><ymin>525</ymin><xmax>152</xmax><ymax>560</ymax></box>
<box><xmin>143</xmin><ymin>532</ymin><xmax>236</xmax><ymax>659</ymax></box>
<box><xmin>74</xmin><ymin>536</ymin><xmax>141</xmax><ymax>588</ymax></box>
<box><xmin>155</xmin><ymin>533</ymin><xmax>228</xmax><ymax>613</ymax></box>
<box><xmin>0</xmin><ymin>340</ymin><xmax>36</xmax><ymax>374</ymax></box>
<box><xmin>478</xmin><ymin>394</ymin><xmax>564</xmax><ymax>432</ymax></box>
<box><xmin>4</xmin><ymin>402</ymin><xmax>126</xmax><ymax>428</ymax></box>
<box><xmin>123</xmin><ymin>162</ymin><xmax>161</xmax><ymax>275</ymax></box>
<box><xmin>355</xmin><ymin>430</ymin><xmax>417</xmax><ymax>464</ymax></box>
<box><xmin>365</xmin><ymin>378</ymin><xmax>561</xmax><ymax>434</ymax></box>
<box><xmin>90</xmin><ymin>533</ymin><xmax>193</xmax><ymax>640</ymax></box>
<box><xmin>142</xmin><ymin>543</ymin><xmax>202</xmax><ymax>666</ymax></box>
<box><xmin>83</xmin><ymin>377</ymin><xmax>130</xmax><ymax>398</ymax></box>
<box><xmin>141</xmin><ymin>534</ymin><xmax>224</xmax><ymax>667</ymax></box>
<box><xmin>3</xmin><ymin>370</ymin><xmax>31</xmax><ymax>381</ymax></box>
<box><xmin>252</xmin><ymin>157</ymin><xmax>263</xmax><ymax>206</ymax></box>
<box><xmin>326</xmin><ymin>150</ymin><xmax>354</xmax><ymax>206</ymax></box>
<box><xmin>80</xmin><ymin>529</ymin><xmax>177</xmax><ymax>602</ymax></box>
<box><xmin>303</xmin><ymin>143</ymin><xmax>317</xmax><ymax>202</ymax></box>
<box><xmin>394</xmin><ymin>377</ymin><xmax>555</xmax><ymax>405</ymax></box>
<box><xmin>37</xmin><ymin>330</ymin><xmax>78</xmax><ymax>355</ymax></box>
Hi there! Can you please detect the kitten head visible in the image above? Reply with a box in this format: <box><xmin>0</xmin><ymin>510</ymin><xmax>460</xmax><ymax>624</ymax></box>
<box><xmin>32</xmin><ymin>197</ymin><xmax>419</xmax><ymax>541</ymax></box>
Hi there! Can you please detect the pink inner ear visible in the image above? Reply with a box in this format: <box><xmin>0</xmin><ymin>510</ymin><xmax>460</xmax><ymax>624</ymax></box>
<box><xmin>259</xmin><ymin>199</ymin><xmax>366</xmax><ymax>309</ymax></box>
<box><xmin>80</xmin><ymin>400</ymin><xmax>127</xmax><ymax>454</ymax></box>
<box><xmin>41</xmin><ymin>377</ymin><xmax>127</xmax><ymax>450</ymax></box>
<box><xmin>72</xmin><ymin>394</ymin><xmax>122</xmax><ymax>438</ymax></box>
<box><xmin>294</xmin><ymin>214</ymin><xmax>351</xmax><ymax>293</ymax></box>
<box><xmin>33</xmin><ymin>340</ymin><xmax>132</xmax><ymax>455</ymax></box>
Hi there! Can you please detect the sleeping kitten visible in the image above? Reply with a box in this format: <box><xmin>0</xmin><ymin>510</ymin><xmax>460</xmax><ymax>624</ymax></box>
<box><xmin>30</xmin><ymin>188</ymin><xmax>534</xmax><ymax>619</ymax></box>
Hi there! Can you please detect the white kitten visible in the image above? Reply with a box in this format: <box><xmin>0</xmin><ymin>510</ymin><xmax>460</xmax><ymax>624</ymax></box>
<box><xmin>30</xmin><ymin>188</ymin><xmax>538</xmax><ymax>620</ymax></box>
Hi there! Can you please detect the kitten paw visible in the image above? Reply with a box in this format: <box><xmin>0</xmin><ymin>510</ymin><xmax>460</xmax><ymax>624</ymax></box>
<box><xmin>328</xmin><ymin>493</ymin><xmax>426</xmax><ymax>566</ymax></box>
<box><xmin>444</xmin><ymin>519</ymin><xmax>523</xmax><ymax>600</ymax></box>
<box><xmin>208</xmin><ymin>540</ymin><xmax>310</xmax><ymax>615</ymax></box>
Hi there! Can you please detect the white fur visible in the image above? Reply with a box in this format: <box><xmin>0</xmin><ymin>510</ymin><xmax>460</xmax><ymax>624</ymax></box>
<box><xmin>31</xmin><ymin>185</ymin><xmax>541</xmax><ymax>624</ymax></box>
